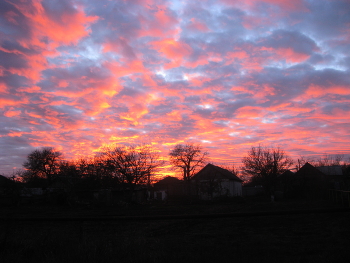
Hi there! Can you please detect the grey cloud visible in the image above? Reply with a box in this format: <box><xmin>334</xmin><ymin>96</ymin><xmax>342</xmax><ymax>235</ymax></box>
<box><xmin>0</xmin><ymin>74</ymin><xmax>29</xmax><ymax>91</ymax></box>
<box><xmin>0</xmin><ymin>135</ymin><xmax>34</xmax><ymax>171</ymax></box>
<box><xmin>342</xmin><ymin>57</ymin><xmax>350</xmax><ymax>70</ymax></box>
<box><xmin>295</xmin><ymin>0</ymin><xmax>350</xmax><ymax>39</ymax></box>
<box><xmin>0</xmin><ymin>0</ymin><xmax>31</xmax><ymax>39</ymax></box>
<box><xmin>216</xmin><ymin>99</ymin><xmax>255</xmax><ymax>119</ymax></box>
<box><xmin>147</xmin><ymin>96</ymin><xmax>179</xmax><ymax>116</ymax></box>
<box><xmin>192</xmin><ymin>107</ymin><xmax>216</xmax><ymax>119</ymax></box>
<box><xmin>41</xmin><ymin>0</ymin><xmax>78</xmax><ymax>24</ymax></box>
<box><xmin>163</xmin><ymin>115</ymin><xmax>197</xmax><ymax>139</ymax></box>
<box><xmin>0</xmin><ymin>50</ymin><xmax>28</xmax><ymax>69</ymax></box>
<box><xmin>117</xmin><ymin>85</ymin><xmax>146</xmax><ymax>98</ymax></box>
<box><xmin>38</xmin><ymin>63</ymin><xmax>111</xmax><ymax>92</ymax></box>
<box><xmin>260</xmin><ymin>30</ymin><xmax>318</xmax><ymax>55</ymax></box>
<box><xmin>184</xmin><ymin>95</ymin><xmax>202</xmax><ymax>104</ymax></box>
<box><xmin>1</xmin><ymin>40</ymin><xmax>39</xmax><ymax>56</ymax></box>
<box><xmin>307</xmin><ymin>53</ymin><xmax>335</xmax><ymax>65</ymax></box>
<box><xmin>321</xmin><ymin>103</ymin><xmax>350</xmax><ymax>116</ymax></box>
<box><xmin>309</xmin><ymin>68</ymin><xmax>350</xmax><ymax>88</ymax></box>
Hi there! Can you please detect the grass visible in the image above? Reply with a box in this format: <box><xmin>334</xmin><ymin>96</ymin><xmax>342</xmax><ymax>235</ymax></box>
<box><xmin>1</xmin><ymin>198</ymin><xmax>350</xmax><ymax>262</ymax></box>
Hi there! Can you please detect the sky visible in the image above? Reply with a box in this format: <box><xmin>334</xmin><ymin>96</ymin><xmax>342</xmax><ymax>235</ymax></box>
<box><xmin>1</xmin><ymin>0</ymin><xmax>350</xmax><ymax>177</ymax></box>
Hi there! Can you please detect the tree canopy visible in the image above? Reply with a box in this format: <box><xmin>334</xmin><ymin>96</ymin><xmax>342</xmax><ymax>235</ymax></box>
<box><xmin>100</xmin><ymin>144</ymin><xmax>163</xmax><ymax>188</ymax></box>
<box><xmin>242</xmin><ymin>145</ymin><xmax>293</xmax><ymax>194</ymax></box>
<box><xmin>23</xmin><ymin>147</ymin><xmax>62</xmax><ymax>184</ymax></box>
<box><xmin>169</xmin><ymin>143</ymin><xmax>208</xmax><ymax>181</ymax></box>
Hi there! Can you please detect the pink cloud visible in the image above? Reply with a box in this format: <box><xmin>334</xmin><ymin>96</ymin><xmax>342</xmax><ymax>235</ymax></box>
<box><xmin>13</xmin><ymin>0</ymin><xmax>98</xmax><ymax>47</ymax></box>
<box><xmin>138</xmin><ymin>4</ymin><xmax>179</xmax><ymax>38</ymax></box>
<box><xmin>151</xmin><ymin>39</ymin><xmax>193</xmax><ymax>68</ymax></box>
<box><xmin>295</xmin><ymin>84</ymin><xmax>350</xmax><ymax>102</ymax></box>
<box><xmin>235</xmin><ymin>106</ymin><xmax>263</xmax><ymax>119</ymax></box>
<box><xmin>305</xmin><ymin>85</ymin><xmax>350</xmax><ymax>98</ymax></box>
<box><xmin>187</xmin><ymin>18</ymin><xmax>209</xmax><ymax>32</ymax></box>
<box><xmin>106</xmin><ymin>60</ymin><xmax>148</xmax><ymax>78</ymax></box>
<box><xmin>4</xmin><ymin>109</ymin><xmax>21</xmax><ymax>117</ymax></box>
<box><xmin>263</xmin><ymin>47</ymin><xmax>310</xmax><ymax>63</ymax></box>
<box><xmin>0</xmin><ymin>97</ymin><xmax>27</xmax><ymax>109</ymax></box>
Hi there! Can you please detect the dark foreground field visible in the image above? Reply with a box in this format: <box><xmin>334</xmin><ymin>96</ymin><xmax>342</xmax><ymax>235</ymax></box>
<box><xmin>1</xmin><ymin>199</ymin><xmax>350</xmax><ymax>263</ymax></box>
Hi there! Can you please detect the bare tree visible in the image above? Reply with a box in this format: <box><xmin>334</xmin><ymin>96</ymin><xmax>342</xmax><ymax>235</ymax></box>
<box><xmin>221</xmin><ymin>163</ymin><xmax>241</xmax><ymax>179</ymax></box>
<box><xmin>101</xmin><ymin>144</ymin><xmax>163</xmax><ymax>190</ymax></box>
<box><xmin>316</xmin><ymin>154</ymin><xmax>344</xmax><ymax>167</ymax></box>
<box><xmin>59</xmin><ymin>160</ymin><xmax>80</xmax><ymax>178</ymax></box>
<box><xmin>169</xmin><ymin>143</ymin><xmax>209</xmax><ymax>182</ymax></box>
<box><xmin>23</xmin><ymin>147</ymin><xmax>62</xmax><ymax>184</ymax></box>
<box><xmin>296</xmin><ymin>154</ymin><xmax>345</xmax><ymax>170</ymax></box>
<box><xmin>295</xmin><ymin>156</ymin><xmax>314</xmax><ymax>171</ymax></box>
<box><xmin>69</xmin><ymin>157</ymin><xmax>103</xmax><ymax>190</ymax></box>
<box><xmin>242</xmin><ymin>145</ymin><xmax>293</xmax><ymax>194</ymax></box>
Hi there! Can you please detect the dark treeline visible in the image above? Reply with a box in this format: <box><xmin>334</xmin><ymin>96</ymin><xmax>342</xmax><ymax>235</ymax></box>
<box><xmin>7</xmin><ymin>143</ymin><xmax>350</xmax><ymax>199</ymax></box>
<box><xmin>17</xmin><ymin>143</ymin><xmax>213</xmax><ymax>189</ymax></box>
<box><xmin>19</xmin><ymin>144</ymin><xmax>163</xmax><ymax>191</ymax></box>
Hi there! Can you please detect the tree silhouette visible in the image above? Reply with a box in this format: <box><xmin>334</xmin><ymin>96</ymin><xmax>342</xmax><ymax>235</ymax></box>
<box><xmin>23</xmin><ymin>147</ymin><xmax>62</xmax><ymax>185</ymax></box>
<box><xmin>242</xmin><ymin>145</ymin><xmax>293</xmax><ymax>194</ymax></box>
<box><xmin>169</xmin><ymin>143</ymin><xmax>208</xmax><ymax>182</ymax></box>
<box><xmin>101</xmin><ymin>144</ymin><xmax>163</xmax><ymax>191</ymax></box>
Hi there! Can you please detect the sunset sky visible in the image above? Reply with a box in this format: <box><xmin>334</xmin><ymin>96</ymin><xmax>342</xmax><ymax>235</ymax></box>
<box><xmin>1</xmin><ymin>0</ymin><xmax>350</xmax><ymax>177</ymax></box>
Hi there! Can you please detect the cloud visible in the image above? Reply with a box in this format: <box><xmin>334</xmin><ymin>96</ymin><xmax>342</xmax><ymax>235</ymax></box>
<box><xmin>259</xmin><ymin>30</ymin><xmax>319</xmax><ymax>63</ymax></box>
<box><xmin>0</xmin><ymin>0</ymin><xmax>349</xmax><ymax>176</ymax></box>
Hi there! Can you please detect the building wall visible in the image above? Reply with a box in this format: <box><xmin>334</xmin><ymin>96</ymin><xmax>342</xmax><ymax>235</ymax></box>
<box><xmin>233</xmin><ymin>181</ymin><xmax>242</xmax><ymax>196</ymax></box>
<box><xmin>219</xmin><ymin>180</ymin><xmax>242</xmax><ymax>197</ymax></box>
<box><xmin>197</xmin><ymin>179</ymin><xmax>242</xmax><ymax>199</ymax></box>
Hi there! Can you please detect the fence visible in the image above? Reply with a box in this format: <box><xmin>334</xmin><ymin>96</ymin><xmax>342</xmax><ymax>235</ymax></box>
<box><xmin>328</xmin><ymin>189</ymin><xmax>350</xmax><ymax>207</ymax></box>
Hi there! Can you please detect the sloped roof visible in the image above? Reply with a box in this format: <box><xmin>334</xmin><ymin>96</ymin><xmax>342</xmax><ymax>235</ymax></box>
<box><xmin>153</xmin><ymin>176</ymin><xmax>182</xmax><ymax>191</ymax></box>
<box><xmin>295</xmin><ymin>162</ymin><xmax>325</xmax><ymax>177</ymax></box>
<box><xmin>316</xmin><ymin>166</ymin><xmax>343</xmax><ymax>176</ymax></box>
<box><xmin>277</xmin><ymin>170</ymin><xmax>295</xmax><ymax>181</ymax></box>
<box><xmin>192</xmin><ymin>163</ymin><xmax>243</xmax><ymax>182</ymax></box>
<box><xmin>155</xmin><ymin>176</ymin><xmax>181</xmax><ymax>185</ymax></box>
<box><xmin>0</xmin><ymin>175</ymin><xmax>16</xmax><ymax>187</ymax></box>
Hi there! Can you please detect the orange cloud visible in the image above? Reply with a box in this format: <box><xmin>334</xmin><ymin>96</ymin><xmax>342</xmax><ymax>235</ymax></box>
<box><xmin>17</xmin><ymin>86</ymin><xmax>41</xmax><ymax>93</ymax></box>
<box><xmin>293</xmin><ymin>84</ymin><xmax>350</xmax><ymax>102</ymax></box>
<box><xmin>106</xmin><ymin>60</ymin><xmax>148</xmax><ymax>78</ymax></box>
<box><xmin>120</xmin><ymin>103</ymin><xmax>149</xmax><ymax>125</ymax></box>
<box><xmin>0</xmin><ymin>130</ymin><xmax>26</xmax><ymax>138</ymax></box>
<box><xmin>13</xmin><ymin>0</ymin><xmax>97</xmax><ymax>47</ymax></box>
<box><xmin>0</xmin><ymin>82</ymin><xmax>7</xmax><ymax>93</ymax></box>
<box><xmin>305</xmin><ymin>85</ymin><xmax>350</xmax><ymax>98</ymax></box>
<box><xmin>151</xmin><ymin>39</ymin><xmax>192</xmax><ymax>68</ymax></box>
<box><xmin>167</xmin><ymin>110</ymin><xmax>182</xmax><ymax>121</ymax></box>
<box><xmin>4</xmin><ymin>109</ymin><xmax>21</xmax><ymax>117</ymax></box>
<box><xmin>235</xmin><ymin>106</ymin><xmax>262</xmax><ymax>119</ymax></box>
<box><xmin>0</xmin><ymin>97</ymin><xmax>27</xmax><ymax>108</ymax></box>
